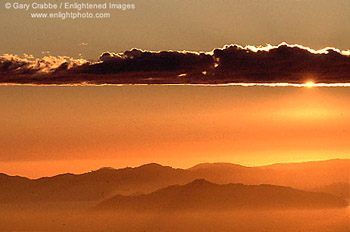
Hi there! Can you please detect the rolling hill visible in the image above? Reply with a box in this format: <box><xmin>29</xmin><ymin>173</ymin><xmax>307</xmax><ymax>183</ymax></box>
<box><xmin>94</xmin><ymin>179</ymin><xmax>348</xmax><ymax>211</ymax></box>
<box><xmin>0</xmin><ymin>159</ymin><xmax>348</xmax><ymax>203</ymax></box>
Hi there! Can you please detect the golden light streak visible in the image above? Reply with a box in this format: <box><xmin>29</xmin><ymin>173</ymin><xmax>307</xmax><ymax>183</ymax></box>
<box><xmin>304</xmin><ymin>81</ymin><xmax>316</xmax><ymax>88</ymax></box>
<box><xmin>3</xmin><ymin>82</ymin><xmax>350</xmax><ymax>87</ymax></box>
<box><xmin>198</xmin><ymin>82</ymin><xmax>350</xmax><ymax>88</ymax></box>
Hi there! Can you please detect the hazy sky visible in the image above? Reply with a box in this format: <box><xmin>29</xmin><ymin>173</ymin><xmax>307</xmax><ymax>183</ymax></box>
<box><xmin>1</xmin><ymin>85</ymin><xmax>349</xmax><ymax>177</ymax></box>
<box><xmin>1</xmin><ymin>0</ymin><xmax>350</xmax><ymax>59</ymax></box>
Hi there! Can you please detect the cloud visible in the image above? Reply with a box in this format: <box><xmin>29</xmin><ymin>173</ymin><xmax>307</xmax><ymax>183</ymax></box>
<box><xmin>83</xmin><ymin>49</ymin><xmax>214</xmax><ymax>74</ymax></box>
<box><xmin>1</xmin><ymin>43</ymin><xmax>350</xmax><ymax>85</ymax></box>
<box><xmin>0</xmin><ymin>54</ymin><xmax>87</xmax><ymax>74</ymax></box>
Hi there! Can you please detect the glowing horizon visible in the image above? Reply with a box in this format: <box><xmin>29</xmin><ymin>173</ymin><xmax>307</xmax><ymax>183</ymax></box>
<box><xmin>1</xmin><ymin>85</ymin><xmax>349</xmax><ymax>178</ymax></box>
<box><xmin>3</xmin><ymin>82</ymin><xmax>350</xmax><ymax>88</ymax></box>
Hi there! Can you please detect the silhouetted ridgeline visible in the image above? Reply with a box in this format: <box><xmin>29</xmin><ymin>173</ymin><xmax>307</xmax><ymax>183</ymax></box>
<box><xmin>0</xmin><ymin>159</ymin><xmax>348</xmax><ymax>203</ymax></box>
<box><xmin>94</xmin><ymin>179</ymin><xmax>348</xmax><ymax>211</ymax></box>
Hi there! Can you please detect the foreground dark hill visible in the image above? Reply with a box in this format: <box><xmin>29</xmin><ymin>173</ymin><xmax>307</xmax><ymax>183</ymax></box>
<box><xmin>95</xmin><ymin>179</ymin><xmax>348</xmax><ymax>211</ymax></box>
<box><xmin>0</xmin><ymin>159</ymin><xmax>348</xmax><ymax>203</ymax></box>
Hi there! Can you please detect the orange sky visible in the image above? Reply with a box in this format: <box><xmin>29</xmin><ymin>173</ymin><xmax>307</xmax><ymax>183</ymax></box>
<box><xmin>0</xmin><ymin>85</ymin><xmax>349</xmax><ymax>178</ymax></box>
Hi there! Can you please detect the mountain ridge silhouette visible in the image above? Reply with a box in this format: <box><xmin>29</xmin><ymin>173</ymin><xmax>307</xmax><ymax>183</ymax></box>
<box><xmin>0</xmin><ymin>159</ymin><xmax>348</xmax><ymax>203</ymax></box>
<box><xmin>94</xmin><ymin>179</ymin><xmax>348</xmax><ymax>211</ymax></box>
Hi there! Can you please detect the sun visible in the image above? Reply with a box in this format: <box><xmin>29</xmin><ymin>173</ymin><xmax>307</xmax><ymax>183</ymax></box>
<box><xmin>304</xmin><ymin>81</ymin><xmax>316</xmax><ymax>88</ymax></box>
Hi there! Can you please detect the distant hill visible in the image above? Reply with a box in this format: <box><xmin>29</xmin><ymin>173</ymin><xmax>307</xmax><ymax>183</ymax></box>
<box><xmin>94</xmin><ymin>179</ymin><xmax>348</xmax><ymax>211</ymax></box>
<box><xmin>259</xmin><ymin>159</ymin><xmax>350</xmax><ymax>189</ymax></box>
<box><xmin>187</xmin><ymin>159</ymin><xmax>350</xmax><ymax>196</ymax></box>
<box><xmin>0</xmin><ymin>159</ymin><xmax>348</xmax><ymax>203</ymax></box>
<box><xmin>310</xmin><ymin>183</ymin><xmax>350</xmax><ymax>199</ymax></box>
<box><xmin>0</xmin><ymin>163</ymin><xmax>192</xmax><ymax>202</ymax></box>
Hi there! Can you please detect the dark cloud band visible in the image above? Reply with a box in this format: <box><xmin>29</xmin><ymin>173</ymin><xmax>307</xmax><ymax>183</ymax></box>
<box><xmin>1</xmin><ymin>43</ymin><xmax>350</xmax><ymax>85</ymax></box>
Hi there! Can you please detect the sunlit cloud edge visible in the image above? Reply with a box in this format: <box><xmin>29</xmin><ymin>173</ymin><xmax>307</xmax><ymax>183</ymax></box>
<box><xmin>2</xmin><ymin>82</ymin><xmax>350</xmax><ymax>88</ymax></box>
